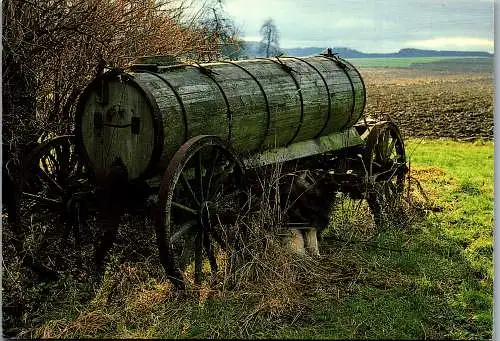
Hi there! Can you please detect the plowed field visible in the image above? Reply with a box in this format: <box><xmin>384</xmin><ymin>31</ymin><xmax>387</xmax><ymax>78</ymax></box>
<box><xmin>360</xmin><ymin>66</ymin><xmax>494</xmax><ymax>140</ymax></box>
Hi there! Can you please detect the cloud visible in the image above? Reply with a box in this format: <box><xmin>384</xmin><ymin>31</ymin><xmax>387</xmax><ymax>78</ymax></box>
<box><xmin>404</xmin><ymin>37</ymin><xmax>494</xmax><ymax>52</ymax></box>
<box><xmin>331</xmin><ymin>18</ymin><xmax>379</xmax><ymax>29</ymax></box>
<box><xmin>224</xmin><ymin>0</ymin><xmax>493</xmax><ymax>52</ymax></box>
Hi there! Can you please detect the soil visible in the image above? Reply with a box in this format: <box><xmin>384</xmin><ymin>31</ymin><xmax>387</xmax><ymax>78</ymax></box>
<box><xmin>360</xmin><ymin>68</ymin><xmax>494</xmax><ymax>140</ymax></box>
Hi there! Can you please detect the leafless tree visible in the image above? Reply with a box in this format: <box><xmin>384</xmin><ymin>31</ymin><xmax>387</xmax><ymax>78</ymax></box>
<box><xmin>259</xmin><ymin>18</ymin><xmax>280</xmax><ymax>57</ymax></box>
<box><xmin>196</xmin><ymin>0</ymin><xmax>243</xmax><ymax>60</ymax></box>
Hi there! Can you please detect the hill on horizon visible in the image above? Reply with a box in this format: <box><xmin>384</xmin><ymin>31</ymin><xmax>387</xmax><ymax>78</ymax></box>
<box><xmin>237</xmin><ymin>41</ymin><xmax>493</xmax><ymax>59</ymax></box>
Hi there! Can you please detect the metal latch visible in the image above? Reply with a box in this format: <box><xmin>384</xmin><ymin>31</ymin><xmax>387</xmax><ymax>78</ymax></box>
<box><xmin>94</xmin><ymin>111</ymin><xmax>141</xmax><ymax>135</ymax></box>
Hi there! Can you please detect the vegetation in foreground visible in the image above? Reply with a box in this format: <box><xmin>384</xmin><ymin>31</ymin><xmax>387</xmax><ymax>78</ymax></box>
<box><xmin>2</xmin><ymin>138</ymin><xmax>493</xmax><ymax>339</ymax></box>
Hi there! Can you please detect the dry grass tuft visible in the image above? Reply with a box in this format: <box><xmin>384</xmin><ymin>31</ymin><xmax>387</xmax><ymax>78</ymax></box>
<box><xmin>410</xmin><ymin>166</ymin><xmax>447</xmax><ymax>181</ymax></box>
<box><xmin>406</xmin><ymin>166</ymin><xmax>448</xmax><ymax>214</ymax></box>
<box><xmin>210</xmin><ymin>163</ymin><xmax>356</xmax><ymax>328</ymax></box>
<box><xmin>91</xmin><ymin>262</ymin><xmax>176</xmax><ymax>309</ymax></box>
<box><xmin>31</xmin><ymin>261</ymin><xmax>179</xmax><ymax>338</ymax></box>
<box><xmin>37</xmin><ymin>310</ymin><xmax>116</xmax><ymax>339</ymax></box>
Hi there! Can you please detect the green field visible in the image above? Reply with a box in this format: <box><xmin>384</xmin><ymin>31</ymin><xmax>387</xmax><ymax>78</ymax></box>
<box><xmin>2</xmin><ymin>139</ymin><xmax>493</xmax><ymax>339</ymax></box>
<box><xmin>346</xmin><ymin>56</ymin><xmax>493</xmax><ymax>70</ymax></box>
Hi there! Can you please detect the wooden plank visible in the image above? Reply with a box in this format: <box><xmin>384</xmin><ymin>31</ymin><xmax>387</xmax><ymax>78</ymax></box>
<box><xmin>243</xmin><ymin>127</ymin><xmax>364</xmax><ymax>168</ymax></box>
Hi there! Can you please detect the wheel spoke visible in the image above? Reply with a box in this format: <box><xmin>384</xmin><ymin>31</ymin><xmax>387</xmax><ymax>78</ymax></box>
<box><xmin>203</xmin><ymin>231</ymin><xmax>218</xmax><ymax>277</ymax></box>
<box><xmin>386</xmin><ymin>136</ymin><xmax>397</xmax><ymax>161</ymax></box>
<box><xmin>36</xmin><ymin>165</ymin><xmax>66</xmax><ymax>196</ymax></box>
<box><xmin>170</xmin><ymin>220</ymin><xmax>198</xmax><ymax>243</ymax></box>
<box><xmin>43</xmin><ymin>155</ymin><xmax>64</xmax><ymax>188</ymax></box>
<box><xmin>374</xmin><ymin>136</ymin><xmax>383</xmax><ymax>164</ymax></box>
<box><xmin>59</xmin><ymin>141</ymin><xmax>70</xmax><ymax>179</ymax></box>
<box><xmin>46</xmin><ymin>151</ymin><xmax>61</xmax><ymax>176</ymax></box>
<box><xmin>205</xmin><ymin>147</ymin><xmax>220</xmax><ymax>199</ymax></box>
<box><xmin>382</xmin><ymin>135</ymin><xmax>389</xmax><ymax>161</ymax></box>
<box><xmin>172</xmin><ymin>201</ymin><xmax>198</xmax><ymax>215</ymax></box>
<box><xmin>41</xmin><ymin>156</ymin><xmax>53</xmax><ymax>174</ymax></box>
<box><xmin>181</xmin><ymin>173</ymin><xmax>200</xmax><ymax>207</ymax></box>
<box><xmin>383</xmin><ymin>130</ymin><xmax>391</xmax><ymax>159</ymax></box>
<box><xmin>67</xmin><ymin>145</ymin><xmax>83</xmax><ymax>181</ymax></box>
<box><xmin>209</xmin><ymin>179</ymin><xmax>223</xmax><ymax>201</ymax></box>
<box><xmin>386</xmin><ymin>181</ymin><xmax>398</xmax><ymax>200</ymax></box>
<box><xmin>208</xmin><ymin>168</ymin><xmax>231</xmax><ymax>200</ymax></box>
<box><xmin>74</xmin><ymin>157</ymin><xmax>85</xmax><ymax>178</ymax></box>
<box><xmin>67</xmin><ymin>143</ymin><xmax>76</xmax><ymax>169</ymax></box>
<box><xmin>195</xmin><ymin>152</ymin><xmax>204</xmax><ymax>202</ymax></box>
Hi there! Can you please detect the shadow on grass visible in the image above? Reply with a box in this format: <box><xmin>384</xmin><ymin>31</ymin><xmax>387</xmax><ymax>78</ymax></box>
<box><xmin>282</xmin><ymin>221</ymin><xmax>492</xmax><ymax>340</ymax></box>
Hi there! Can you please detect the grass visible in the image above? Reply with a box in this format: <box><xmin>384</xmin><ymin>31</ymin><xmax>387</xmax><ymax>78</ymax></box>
<box><xmin>405</xmin><ymin>139</ymin><xmax>494</xmax><ymax>278</ymax></box>
<box><xmin>263</xmin><ymin>138</ymin><xmax>494</xmax><ymax>339</ymax></box>
<box><xmin>346</xmin><ymin>56</ymin><xmax>492</xmax><ymax>69</ymax></box>
<box><xmin>346</xmin><ymin>56</ymin><xmax>458</xmax><ymax>68</ymax></box>
<box><xmin>2</xmin><ymin>138</ymin><xmax>493</xmax><ymax>339</ymax></box>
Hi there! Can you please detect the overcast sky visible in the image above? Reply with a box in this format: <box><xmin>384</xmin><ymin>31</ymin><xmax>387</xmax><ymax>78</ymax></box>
<box><xmin>222</xmin><ymin>0</ymin><xmax>494</xmax><ymax>53</ymax></box>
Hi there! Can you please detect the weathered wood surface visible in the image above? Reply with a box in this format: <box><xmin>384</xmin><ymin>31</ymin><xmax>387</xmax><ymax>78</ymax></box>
<box><xmin>80</xmin><ymin>79</ymin><xmax>155</xmax><ymax>179</ymax></box>
<box><xmin>77</xmin><ymin>55</ymin><xmax>366</xmax><ymax>180</ymax></box>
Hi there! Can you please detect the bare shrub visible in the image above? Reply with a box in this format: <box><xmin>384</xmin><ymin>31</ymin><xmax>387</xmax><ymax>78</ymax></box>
<box><xmin>2</xmin><ymin>0</ymin><xmax>241</xmax><ymax>169</ymax></box>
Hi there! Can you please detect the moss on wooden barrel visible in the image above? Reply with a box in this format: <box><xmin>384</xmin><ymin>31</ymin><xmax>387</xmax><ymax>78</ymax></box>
<box><xmin>75</xmin><ymin>55</ymin><xmax>366</xmax><ymax>180</ymax></box>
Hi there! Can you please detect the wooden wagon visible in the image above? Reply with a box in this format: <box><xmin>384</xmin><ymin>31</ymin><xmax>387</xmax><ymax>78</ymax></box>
<box><xmin>19</xmin><ymin>51</ymin><xmax>408</xmax><ymax>288</ymax></box>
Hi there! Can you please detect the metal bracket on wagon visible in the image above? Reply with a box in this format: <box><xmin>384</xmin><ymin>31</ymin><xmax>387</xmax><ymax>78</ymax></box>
<box><xmin>94</xmin><ymin>111</ymin><xmax>140</xmax><ymax>135</ymax></box>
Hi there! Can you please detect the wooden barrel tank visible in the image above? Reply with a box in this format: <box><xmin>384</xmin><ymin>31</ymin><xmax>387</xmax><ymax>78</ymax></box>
<box><xmin>75</xmin><ymin>55</ymin><xmax>366</xmax><ymax>180</ymax></box>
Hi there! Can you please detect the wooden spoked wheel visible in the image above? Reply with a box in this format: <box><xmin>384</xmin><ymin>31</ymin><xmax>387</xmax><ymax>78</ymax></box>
<box><xmin>324</xmin><ymin>121</ymin><xmax>407</xmax><ymax>241</ymax></box>
<box><xmin>155</xmin><ymin>135</ymin><xmax>246</xmax><ymax>289</ymax></box>
<box><xmin>22</xmin><ymin>135</ymin><xmax>89</xmax><ymax>207</ymax></box>
<box><xmin>20</xmin><ymin>135</ymin><xmax>93</xmax><ymax>275</ymax></box>
<box><xmin>364</xmin><ymin>121</ymin><xmax>408</xmax><ymax>227</ymax></box>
